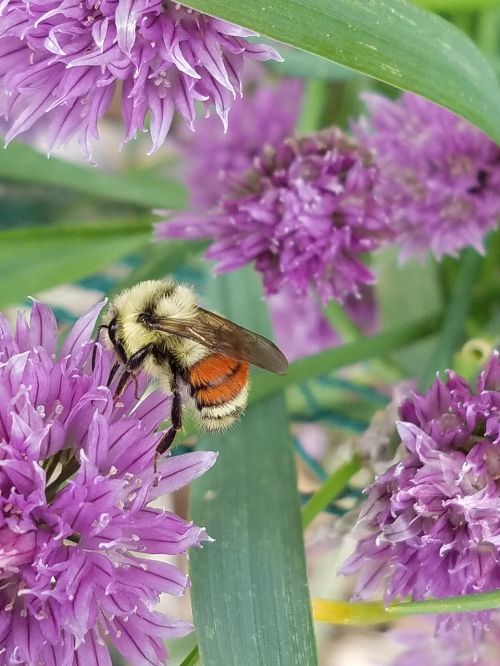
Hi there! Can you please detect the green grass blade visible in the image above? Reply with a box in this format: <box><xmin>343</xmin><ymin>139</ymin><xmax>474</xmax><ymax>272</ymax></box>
<box><xmin>0</xmin><ymin>142</ymin><xmax>186</xmax><ymax>209</ymax></box>
<box><xmin>414</xmin><ymin>0</ymin><xmax>500</xmax><ymax>10</ymax></box>
<box><xmin>301</xmin><ymin>456</ymin><xmax>362</xmax><ymax>528</ymax></box>
<box><xmin>249</xmin><ymin>313</ymin><xmax>442</xmax><ymax>404</ymax></box>
<box><xmin>178</xmin><ymin>645</ymin><xmax>200</xmax><ymax>666</ymax></box>
<box><xmin>107</xmin><ymin>240</ymin><xmax>208</xmax><ymax>296</ymax></box>
<box><xmin>184</xmin><ymin>0</ymin><xmax>500</xmax><ymax>142</ymax></box>
<box><xmin>421</xmin><ymin>249</ymin><xmax>481</xmax><ymax>389</ymax></box>
<box><xmin>0</xmin><ymin>222</ymin><xmax>151</xmax><ymax>307</ymax></box>
<box><xmin>189</xmin><ymin>269</ymin><xmax>318</xmax><ymax>666</ymax></box>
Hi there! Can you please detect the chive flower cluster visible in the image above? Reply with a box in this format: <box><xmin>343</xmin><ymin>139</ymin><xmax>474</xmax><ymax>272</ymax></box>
<box><xmin>0</xmin><ymin>0</ymin><xmax>280</xmax><ymax>156</ymax></box>
<box><xmin>160</xmin><ymin>128</ymin><xmax>392</xmax><ymax>303</ymax></box>
<box><xmin>160</xmin><ymin>90</ymin><xmax>500</xmax><ymax>303</ymax></box>
<box><xmin>342</xmin><ymin>354</ymin><xmax>500</xmax><ymax>640</ymax></box>
<box><xmin>0</xmin><ymin>300</ymin><xmax>216</xmax><ymax>665</ymax></box>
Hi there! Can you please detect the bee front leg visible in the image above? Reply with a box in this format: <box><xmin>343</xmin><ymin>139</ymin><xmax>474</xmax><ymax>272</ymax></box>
<box><xmin>154</xmin><ymin>372</ymin><xmax>182</xmax><ymax>475</ymax></box>
<box><xmin>113</xmin><ymin>343</ymin><xmax>154</xmax><ymax>399</ymax></box>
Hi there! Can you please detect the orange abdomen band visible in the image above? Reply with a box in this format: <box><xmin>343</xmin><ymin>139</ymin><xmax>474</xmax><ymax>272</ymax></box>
<box><xmin>189</xmin><ymin>355</ymin><xmax>249</xmax><ymax>407</ymax></box>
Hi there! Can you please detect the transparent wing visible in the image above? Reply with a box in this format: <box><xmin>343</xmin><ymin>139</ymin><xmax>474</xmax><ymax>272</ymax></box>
<box><xmin>145</xmin><ymin>307</ymin><xmax>288</xmax><ymax>374</ymax></box>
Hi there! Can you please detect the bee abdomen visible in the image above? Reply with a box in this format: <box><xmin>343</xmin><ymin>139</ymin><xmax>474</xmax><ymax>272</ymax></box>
<box><xmin>188</xmin><ymin>355</ymin><xmax>250</xmax><ymax>431</ymax></box>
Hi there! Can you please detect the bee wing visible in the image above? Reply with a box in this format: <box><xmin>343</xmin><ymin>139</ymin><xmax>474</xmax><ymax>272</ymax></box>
<box><xmin>147</xmin><ymin>307</ymin><xmax>288</xmax><ymax>374</ymax></box>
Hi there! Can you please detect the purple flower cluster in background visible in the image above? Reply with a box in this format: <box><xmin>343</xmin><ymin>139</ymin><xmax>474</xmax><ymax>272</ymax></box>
<box><xmin>161</xmin><ymin>86</ymin><xmax>500</xmax><ymax>313</ymax></box>
<box><xmin>341</xmin><ymin>353</ymin><xmax>500</xmax><ymax>639</ymax></box>
<box><xmin>391</xmin><ymin>616</ymin><xmax>500</xmax><ymax>666</ymax></box>
<box><xmin>0</xmin><ymin>301</ymin><xmax>216</xmax><ymax>665</ymax></box>
<box><xmin>356</xmin><ymin>93</ymin><xmax>500</xmax><ymax>261</ymax></box>
<box><xmin>0</xmin><ymin>0</ymin><xmax>280</xmax><ymax>156</ymax></box>
<box><xmin>160</xmin><ymin>128</ymin><xmax>391</xmax><ymax>303</ymax></box>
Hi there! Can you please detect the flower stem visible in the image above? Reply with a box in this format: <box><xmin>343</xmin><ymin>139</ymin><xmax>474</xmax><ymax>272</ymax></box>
<box><xmin>301</xmin><ymin>455</ymin><xmax>362</xmax><ymax>528</ymax></box>
<box><xmin>475</xmin><ymin>8</ymin><xmax>500</xmax><ymax>55</ymax></box>
<box><xmin>179</xmin><ymin>645</ymin><xmax>200</xmax><ymax>666</ymax></box>
<box><xmin>297</xmin><ymin>79</ymin><xmax>329</xmax><ymax>134</ymax></box>
<box><xmin>420</xmin><ymin>249</ymin><xmax>481</xmax><ymax>390</ymax></box>
<box><xmin>313</xmin><ymin>588</ymin><xmax>500</xmax><ymax>625</ymax></box>
<box><xmin>323</xmin><ymin>300</ymin><xmax>361</xmax><ymax>342</ymax></box>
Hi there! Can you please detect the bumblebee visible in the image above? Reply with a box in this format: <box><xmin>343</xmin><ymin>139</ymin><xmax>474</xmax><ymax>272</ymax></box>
<box><xmin>98</xmin><ymin>279</ymin><xmax>288</xmax><ymax>456</ymax></box>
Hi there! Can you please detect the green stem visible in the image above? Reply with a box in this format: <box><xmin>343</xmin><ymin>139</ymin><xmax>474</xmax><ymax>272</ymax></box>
<box><xmin>45</xmin><ymin>456</ymin><xmax>80</xmax><ymax>503</ymax></box>
<box><xmin>475</xmin><ymin>8</ymin><xmax>500</xmax><ymax>55</ymax></box>
<box><xmin>179</xmin><ymin>645</ymin><xmax>200</xmax><ymax>666</ymax></box>
<box><xmin>297</xmin><ymin>79</ymin><xmax>329</xmax><ymax>134</ymax></box>
<box><xmin>323</xmin><ymin>301</ymin><xmax>361</xmax><ymax>342</ymax></box>
<box><xmin>420</xmin><ymin>249</ymin><xmax>481</xmax><ymax>389</ymax></box>
<box><xmin>302</xmin><ymin>456</ymin><xmax>362</xmax><ymax>528</ymax></box>
<box><xmin>173</xmin><ymin>313</ymin><xmax>442</xmax><ymax>443</ymax></box>
<box><xmin>314</xmin><ymin>588</ymin><xmax>500</xmax><ymax>625</ymax></box>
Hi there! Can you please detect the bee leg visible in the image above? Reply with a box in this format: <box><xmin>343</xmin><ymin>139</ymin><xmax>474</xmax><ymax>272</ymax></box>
<box><xmin>114</xmin><ymin>369</ymin><xmax>132</xmax><ymax>400</ymax></box>
<box><xmin>107</xmin><ymin>362</ymin><xmax>120</xmax><ymax>387</ymax></box>
<box><xmin>113</xmin><ymin>343</ymin><xmax>154</xmax><ymax>400</ymax></box>
<box><xmin>133</xmin><ymin>375</ymin><xmax>141</xmax><ymax>401</ymax></box>
<box><xmin>154</xmin><ymin>374</ymin><xmax>182</xmax><ymax>476</ymax></box>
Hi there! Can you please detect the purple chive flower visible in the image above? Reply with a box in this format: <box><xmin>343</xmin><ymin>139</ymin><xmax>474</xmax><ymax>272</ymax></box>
<box><xmin>178</xmin><ymin>76</ymin><xmax>304</xmax><ymax>209</ymax></box>
<box><xmin>158</xmin><ymin>129</ymin><xmax>392</xmax><ymax>303</ymax></box>
<box><xmin>0</xmin><ymin>1</ymin><xmax>281</xmax><ymax>157</ymax></box>
<box><xmin>0</xmin><ymin>300</ymin><xmax>217</xmax><ymax>665</ymax></box>
<box><xmin>355</xmin><ymin>93</ymin><xmax>500</xmax><ymax>261</ymax></box>
<box><xmin>341</xmin><ymin>353</ymin><xmax>500</xmax><ymax>638</ymax></box>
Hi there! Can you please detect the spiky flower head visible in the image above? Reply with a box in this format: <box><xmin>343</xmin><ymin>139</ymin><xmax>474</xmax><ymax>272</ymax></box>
<box><xmin>159</xmin><ymin>129</ymin><xmax>391</xmax><ymax>303</ymax></box>
<box><xmin>355</xmin><ymin>93</ymin><xmax>500</xmax><ymax>261</ymax></box>
<box><xmin>0</xmin><ymin>300</ymin><xmax>216</xmax><ymax>665</ymax></box>
<box><xmin>341</xmin><ymin>353</ymin><xmax>500</xmax><ymax>638</ymax></box>
<box><xmin>0</xmin><ymin>1</ymin><xmax>281</xmax><ymax>157</ymax></box>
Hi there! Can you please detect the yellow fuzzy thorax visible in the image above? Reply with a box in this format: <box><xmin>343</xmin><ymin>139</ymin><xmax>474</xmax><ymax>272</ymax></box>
<box><xmin>110</xmin><ymin>279</ymin><xmax>208</xmax><ymax>367</ymax></box>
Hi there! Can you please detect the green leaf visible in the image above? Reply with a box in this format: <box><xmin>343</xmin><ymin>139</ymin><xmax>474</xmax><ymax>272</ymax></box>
<box><xmin>0</xmin><ymin>142</ymin><xmax>186</xmax><ymax>209</ymax></box>
<box><xmin>0</xmin><ymin>222</ymin><xmax>151</xmax><ymax>308</ymax></box>
<box><xmin>107</xmin><ymin>240</ymin><xmax>208</xmax><ymax>296</ymax></box>
<box><xmin>414</xmin><ymin>0</ymin><xmax>500</xmax><ymax>10</ymax></box>
<box><xmin>301</xmin><ymin>456</ymin><xmax>362</xmax><ymax>528</ymax></box>
<box><xmin>184</xmin><ymin>0</ymin><xmax>500</xmax><ymax>142</ymax></box>
<box><xmin>189</xmin><ymin>269</ymin><xmax>318</xmax><ymax>666</ymax></box>
<box><xmin>268</xmin><ymin>44</ymin><xmax>361</xmax><ymax>80</ymax></box>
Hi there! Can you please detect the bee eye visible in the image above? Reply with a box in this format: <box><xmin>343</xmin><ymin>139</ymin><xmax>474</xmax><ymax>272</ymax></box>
<box><xmin>108</xmin><ymin>317</ymin><xmax>119</xmax><ymax>344</ymax></box>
